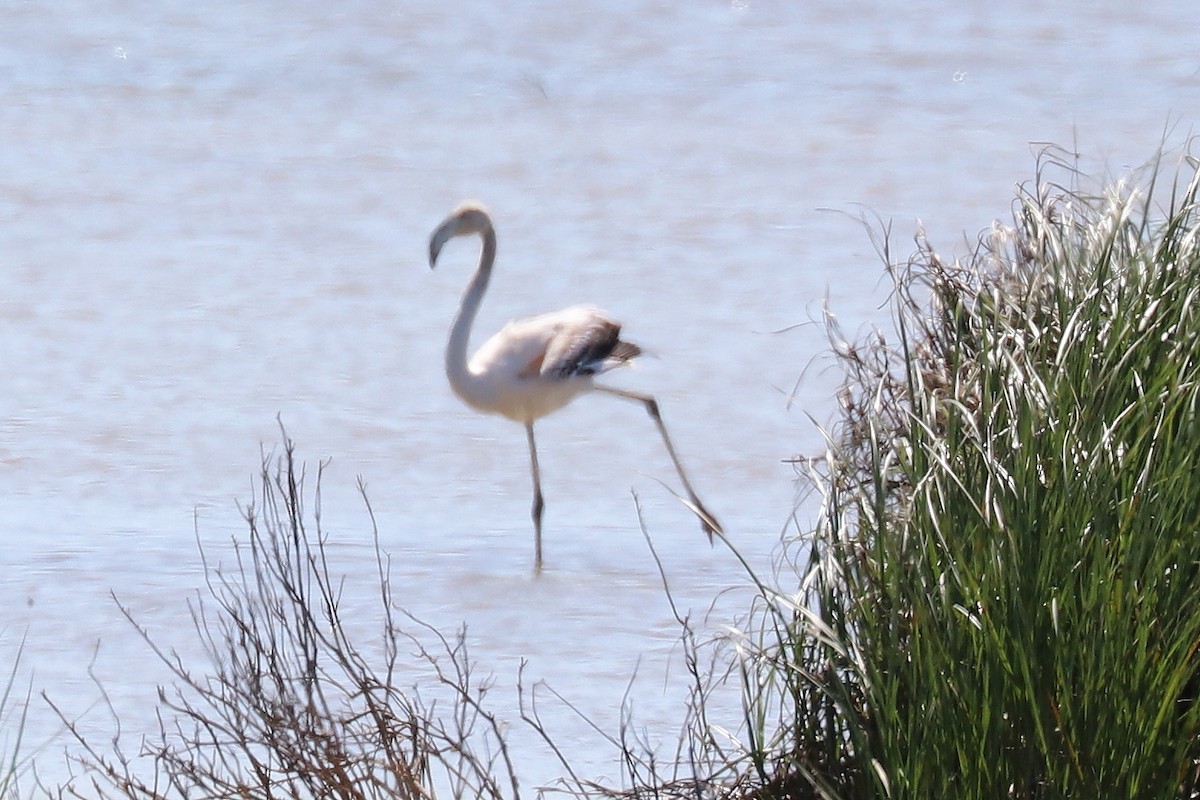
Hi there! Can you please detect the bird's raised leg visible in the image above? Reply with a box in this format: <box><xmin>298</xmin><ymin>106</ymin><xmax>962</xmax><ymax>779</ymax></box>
<box><xmin>595</xmin><ymin>386</ymin><xmax>722</xmax><ymax>540</ymax></box>
<box><xmin>525</xmin><ymin>421</ymin><xmax>545</xmax><ymax>574</ymax></box>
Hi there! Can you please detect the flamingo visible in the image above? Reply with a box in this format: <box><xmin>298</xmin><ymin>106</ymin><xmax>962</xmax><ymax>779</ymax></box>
<box><xmin>428</xmin><ymin>202</ymin><xmax>721</xmax><ymax>572</ymax></box>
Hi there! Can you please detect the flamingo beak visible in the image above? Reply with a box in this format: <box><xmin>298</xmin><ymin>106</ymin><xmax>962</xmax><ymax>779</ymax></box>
<box><xmin>428</xmin><ymin>218</ymin><xmax>458</xmax><ymax>269</ymax></box>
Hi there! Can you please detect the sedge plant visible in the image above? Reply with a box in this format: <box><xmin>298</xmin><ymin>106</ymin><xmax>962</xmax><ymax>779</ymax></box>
<box><xmin>734</xmin><ymin>148</ymin><xmax>1200</xmax><ymax>799</ymax></box>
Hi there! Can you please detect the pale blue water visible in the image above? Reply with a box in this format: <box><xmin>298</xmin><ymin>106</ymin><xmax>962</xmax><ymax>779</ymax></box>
<box><xmin>2</xmin><ymin>0</ymin><xmax>1198</xmax><ymax>793</ymax></box>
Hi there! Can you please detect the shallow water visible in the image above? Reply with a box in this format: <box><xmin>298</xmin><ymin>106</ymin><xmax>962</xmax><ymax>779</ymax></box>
<box><xmin>2</xmin><ymin>0</ymin><xmax>1199</xmax><ymax>792</ymax></box>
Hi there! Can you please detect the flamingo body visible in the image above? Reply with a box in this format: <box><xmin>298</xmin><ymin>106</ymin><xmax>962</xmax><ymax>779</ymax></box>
<box><xmin>460</xmin><ymin>305</ymin><xmax>639</xmax><ymax>423</ymax></box>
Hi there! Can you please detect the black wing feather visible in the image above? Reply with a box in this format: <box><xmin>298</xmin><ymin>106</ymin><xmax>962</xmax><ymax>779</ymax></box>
<box><xmin>543</xmin><ymin>318</ymin><xmax>641</xmax><ymax>378</ymax></box>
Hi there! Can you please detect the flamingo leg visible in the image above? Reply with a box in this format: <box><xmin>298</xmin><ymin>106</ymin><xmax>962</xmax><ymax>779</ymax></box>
<box><xmin>525</xmin><ymin>421</ymin><xmax>545</xmax><ymax>574</ymax></box>
<box><xmin>595</xmin><ymin>386</ymin><xmax>722</xmax><ymax>540</ymax></box>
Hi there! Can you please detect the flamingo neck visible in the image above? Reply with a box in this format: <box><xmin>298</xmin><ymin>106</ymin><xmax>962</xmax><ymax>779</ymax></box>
<box><xmin>445</xmin><ymin>228</ymin><xmax>497</xmax><ymax>410</ymax></box>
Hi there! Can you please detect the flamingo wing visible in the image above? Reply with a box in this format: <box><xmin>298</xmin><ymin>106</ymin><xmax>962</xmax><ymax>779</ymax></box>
<box><xmin>538</xmin><ymin>307</ymin><xmax>642</xmax><ymax>379</ymax></box>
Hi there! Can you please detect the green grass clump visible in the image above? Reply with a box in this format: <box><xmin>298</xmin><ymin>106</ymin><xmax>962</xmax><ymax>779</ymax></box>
<box><xmin>739</xmin><ymin>150</ymin><xmax>1200</xmax><ymax>799</ymax></box>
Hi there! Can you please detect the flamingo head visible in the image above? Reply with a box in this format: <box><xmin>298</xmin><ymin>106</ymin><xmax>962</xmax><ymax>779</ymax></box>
<box><xmin>429</xmin><ymin>202</ymin><xmax>493</xmax><ymax>268</ymax></box>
